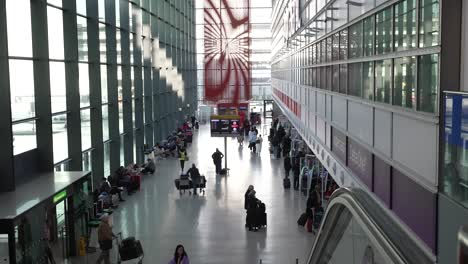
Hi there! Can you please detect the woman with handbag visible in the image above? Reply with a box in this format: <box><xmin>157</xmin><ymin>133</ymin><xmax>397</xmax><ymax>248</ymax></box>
<box><xmin>97</xmin><ymin>214</ymin><xmax>115</xmax><ymax>264</ymax></box>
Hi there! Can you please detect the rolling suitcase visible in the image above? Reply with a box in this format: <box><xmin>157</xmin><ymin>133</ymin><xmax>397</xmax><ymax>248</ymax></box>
<box><xmin>259</xmin><ymin>212</ymin><xmax>267</xmax><ymax>227</ymax></box>
<box><xmin>283</xmin><ymin>178</ymin><xmax>291</xmax><ymax>189</ymax></box>
<box><xmin>119</xmin><ymin>236</ymin><xmax>144</xmax><ymax>261</ymax></box>
<box><xmin>297</xmin><ymin>213</ymin><xmax>307</xmax><ymax>226</ymax></box>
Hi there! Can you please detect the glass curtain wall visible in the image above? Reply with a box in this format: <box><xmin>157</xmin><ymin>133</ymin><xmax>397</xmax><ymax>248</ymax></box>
<box><xmin>3</xmin><ymin>0</ymin><xmax>197</xmax><ymax>184</ymax></box>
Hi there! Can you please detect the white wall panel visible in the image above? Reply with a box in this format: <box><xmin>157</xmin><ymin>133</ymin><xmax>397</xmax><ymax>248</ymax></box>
<box><xmin>374</xmin><ymin>108</ymin><xmax>392</xmax><ymax>157</ymax></box>
<box><xmin>348</xmin><ymin>101</ymin><xmax>373</xmax><ymax>145</ymax></box>
<box><xmin>393</xmin><ymin>114</ymin><xmax>438</xmax><ymax>187</ymax></box>
<box><xmin>317</xmin><ymin>116</ymin><xmax>326</xmax><ymax>143</ymax></box>
<box><xmin>317</xmin><ymin>92</ymin><xmax>326</xmax><ymax>117</ymax></box>
<box><xmin>332</xmin><ymin>96</ymin><xmax>347</xmax><ymax>130</ymax></box>
<box><xmin>326</xmin><ymin>94</ymin><xmax>332</xmax><ymax>120</ymax></box>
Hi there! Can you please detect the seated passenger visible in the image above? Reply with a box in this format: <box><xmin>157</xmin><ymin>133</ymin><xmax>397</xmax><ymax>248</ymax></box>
<box><xmin>141</xmin><ymin>158</ymin><xmax>156</xmax><ymax>174</ymax></box>
<box><xmin>99</xmin><ymin>176</ymin><xmax>125</xmax><ymax>202</ymax></box>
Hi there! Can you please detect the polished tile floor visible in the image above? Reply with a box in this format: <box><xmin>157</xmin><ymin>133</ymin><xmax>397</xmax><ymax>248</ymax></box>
<box><xmin>90</xmin><ymin>124</ymin><xmax>315</xmax><ymax>264</ymax></box>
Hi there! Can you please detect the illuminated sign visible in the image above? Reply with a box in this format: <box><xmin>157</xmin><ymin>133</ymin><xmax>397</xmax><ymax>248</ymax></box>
<box><xmin>53</xmin><ymin>190</ymin><xmax>67</xmax><ymax>203</ymax></box>
<box><xmin>210</xmin><ymin>115</ymin><xmax>241</xmax><ymax>137</ymax></box>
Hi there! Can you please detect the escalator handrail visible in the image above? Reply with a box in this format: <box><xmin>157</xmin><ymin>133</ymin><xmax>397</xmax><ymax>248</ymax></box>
<box><xmin>306</xmin><ymin>188</ymin><xmax>435</xmax><ymax>264</ymax></box>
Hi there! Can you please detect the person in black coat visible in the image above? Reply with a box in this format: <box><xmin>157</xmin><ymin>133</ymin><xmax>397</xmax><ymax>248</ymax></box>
<box><xmin>292</xmin><ymin>157</ymin><xmax>301</xmax><ymax>190</ymax></box>
<box><xmin>244</xmin><ymin>185</ymin><xmax>254</xmax><ymax>210</ymax></box>
<box><xmin>246</xmin><ymin>191</ymin><xmax>260</xmax><ymax>231</ymax></box>
<box><xmin>284</xmin><ymin>155</ymin><xmax>292</xmax><ymax>178</ymax></box>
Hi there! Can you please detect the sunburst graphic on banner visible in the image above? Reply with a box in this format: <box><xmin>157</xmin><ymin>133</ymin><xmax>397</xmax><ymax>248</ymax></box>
<box><xmin>204</xmin><ymin>0</ymin><xmax>251</xmax><ymax>105</ymax></box>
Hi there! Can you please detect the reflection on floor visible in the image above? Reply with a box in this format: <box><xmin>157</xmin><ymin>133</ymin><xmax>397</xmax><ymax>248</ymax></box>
<box><xmin>77</xmin><ymin>124</ymin><xmax>315</xmax><ymax>263</ymax></box>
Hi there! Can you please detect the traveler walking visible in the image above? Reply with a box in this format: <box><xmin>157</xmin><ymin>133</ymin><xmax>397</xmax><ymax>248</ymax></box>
<box><xmin>168</xmin><ymin>244</ymin><xmax>190</xmax><ymax>264</ymax></box>
<box><xmin>96</xmin><ymin>214</ymin><xmax>115</xmax><ymax>264</ymax></box>
<box><xmin>178</xmin><ymin>147</ymin><xmax>188</xmax><ymax>172</ymax></box>
<box><xmin>212</xmin><ymin>148</ymin><xmax>224</xmax><ymax>174</ymax></box>
<box><xmin>256</xmin><ymin>135</ymin><xmax>263</xmax><ymax>155</ymax></box>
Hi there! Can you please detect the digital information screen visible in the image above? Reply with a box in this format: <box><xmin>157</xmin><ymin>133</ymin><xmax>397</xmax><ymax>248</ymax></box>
<box><xmin>210</xmin><ymin>115</ymin><xmax>241</xmax><ymax>137</ymax></box>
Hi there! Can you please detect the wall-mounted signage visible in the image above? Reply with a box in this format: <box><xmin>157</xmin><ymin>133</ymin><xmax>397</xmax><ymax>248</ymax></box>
<box><xmin>210</xmin><ymin>115</ymin><xmax>241</xmax><ymax>137</ymax></box>
<box><xmin>347</xmin><ymin>137</ymin><xmax>373</xmax><ymax>189</ymax></box>
<box><xmin>53</xmin><ymin>189</ymin><xmax>67</xmax><ymax>204</ymax></box>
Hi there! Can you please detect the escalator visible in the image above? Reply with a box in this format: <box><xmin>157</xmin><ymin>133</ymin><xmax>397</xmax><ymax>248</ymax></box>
<box><xmin>306</xmin><ymin>188</ymin><xmax>436</xmax><ymax>264</ymax></box>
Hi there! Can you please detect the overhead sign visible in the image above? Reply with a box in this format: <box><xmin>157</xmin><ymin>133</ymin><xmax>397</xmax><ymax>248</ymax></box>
<box><xmin>210</xmin><ymin>115</ymin><xmax>241</xmax><ymax>137</ymax></box>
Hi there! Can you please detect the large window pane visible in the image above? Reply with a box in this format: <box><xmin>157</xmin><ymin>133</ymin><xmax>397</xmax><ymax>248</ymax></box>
<box><xmin>76</xmin><ymin>0</ymin><xmax>87</xmax><ymax>16</ymax></box>
<box><xmin>332</xmin><ymin>65</ymin><xmax>340</xmax><ymax>92</ymax></box>
<box><xmin>50</xmin><ymin>62</ymin><xmax>67</xmax><ymax>113</ymax></box>
<box><xmin>82</xmin><ymin>151</ymin><xmax>92</xmax><ymax>172</ymax></box>
<box><xmin>339</xmin><ymin>29</ymin><xmax>348</xmax><ymax>60</ymax></box>
<box><xmin>104</xmin><ymin>142</ymin><xmax>110</xmax><ymax>177</ymax></box>
<box><xmin>348</xmin><ymin>63</ymin><xmax>362</xmax><ymax>97</ymax></box>
<box><xmin>120</xmin><ymin>135</ymin><xmax>125</xmax><ymax>166</ymax></box>
<box><xmin>81</xmin><ymin>109</ymin><xmax>91</xmax><ymax>151</ymax></box>
<box><xmin>6</xmin><ymin>0</ymin><xmax>33</xmax><ymax>57</ymax></box>
<box><xmin>99</xmin><ymin>23</ymin><xmax>107</xmax><ymax>63</ymax></box>
<box><xmin>79</xmin><ymin>63</ymin><xmax>90</xmax><ymax>107</ymax></box>
<box><xmin>363</xmin><ymin>16</ymin><xmax>374</xmax><ymax>56</ymax></box>
<box><xmin>47</xmin><ymin>7</ymin><xmax>65</xmax><ymax>60</ymax></box>
<box><xmin>119</xmin><ymin>101</ymin><xmax>124</xmax><ymax>133</ymax></box>
<box><xmin>10</xmin><ymin>60</ymin><xmax>35</xmax><ymax>121</ymax></box>
<box><xmin>77</xmin><ymin>16</ymin><xmax>88</xmax><ymax>61</ymax></box>
<box><xmin>52</xmin><ymin>114</ymin><xmax>68</xmax><ymax>163</ymax></box>
<box><xmin>47</xmin><ymin>0</ymin><xmax>62</xmax><ymax>7</ymax></box>
<box><xmin>102</xmin><ymin>104</ymin><xmax>109</xmax><ymax>141</ymax></box>
<box><xmin>339</xmin><ymin>64</ymin><xmax>347</xmax><ymax>94</ymax></box>
<box><xmin>418</xmin><ymin>54</ymin><xmax>439</xmax><ymax>113</ymax></box>
<box><xmin>362</xmin><ymin>61</ymin><xmax>374</xmax><ymax>101</ymax></box>
<box><xmin>375</xmin><ymin>59</ymin><xmax>392</xmax><ymax>104</ymax></box>
<box><xmin>376</xmin><ymin>8</ymin><xmax>393</xmax><ymax>55</ymax></box>
<box><xmin>13</xmin><ymin>121</ymin><xmax>37</xmax><ymax>155</ymax></box>
<box><xmin>98</xmin><ymin>0</ymin><xmax>106</xmax><ymax>22</ymax></box>
<box><xmin>394</xmin><ymin>56</ymin><xmax>416</xmax><ymax>109</ymax></box>
<box><xmin>349</xmin><ymin>22</ymin><xmax>362</xmax><ymax>59</ymax></box>
<box><xmin>101</xmin><ymin>65</ymin><xmax>108</xmax><ymax>103</ymax></box>
<box><xmin>332</xmin><ymin>33</ymin><xmax>340</xmax><ymax>61</ymax></box>
<box><xmin>394</xmin><ymin>0</ymin><xmax>416</xmax><ymax>51</ymax></box>
<box><xmin>419</xmin><ymin>0</ymin><xmax>440</xmax><ymax>47</ymax></box>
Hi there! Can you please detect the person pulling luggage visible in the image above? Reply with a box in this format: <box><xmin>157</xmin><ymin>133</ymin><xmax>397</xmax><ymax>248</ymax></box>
<box><xmin>96</xmin><ymin>214</ymin><xmax>116</xmax><ymax>264</ymax></box>
<box><xmin>212</xmin><ymin>148</ymin><xmax>224</xmax><ymax>175</ymax></box>
<box><xmin>187</xmin><ymin>163</ymin><xmax>201</xmax><ymax>195</ymax></box>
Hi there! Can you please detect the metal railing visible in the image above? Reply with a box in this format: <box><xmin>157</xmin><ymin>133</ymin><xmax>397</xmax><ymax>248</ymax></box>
<box><xmin>306</xmin><ymin>188</ymin><xmax>436</xmax><ymax>264</ymax></box>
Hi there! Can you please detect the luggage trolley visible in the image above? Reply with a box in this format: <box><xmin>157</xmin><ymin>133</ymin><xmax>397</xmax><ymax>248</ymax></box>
<box><xmin>174</xmin><ymin>174</ymin><xmax>192</xmax><ymax>195</ymax></box>
<box><xmin>115</xmin><ymin>232</ymin><xmax>144</xmax><ymax>264</ymax></box>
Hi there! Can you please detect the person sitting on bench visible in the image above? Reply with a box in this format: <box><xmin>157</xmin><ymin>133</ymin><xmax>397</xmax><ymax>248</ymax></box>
<box><xmin>141</xmin><ymin>159</ymin><xmax>155</xmax><ymax>174</ymax></box>
<box><xmin>99</xmin><ymin>177</ymin><xmax>125</xmax><ymax>202</ymax></box>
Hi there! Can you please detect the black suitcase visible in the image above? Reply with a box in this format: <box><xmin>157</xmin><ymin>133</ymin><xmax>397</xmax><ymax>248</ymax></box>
<box><xmin>283</xmin><ymin>178</ymin><xmax>291</xmax><ymax>189</ymax></box>
<box><xmin>258</xmin><ymin>212</ymin><xmax>267</xmax><ymax>227</ymax></box>
<box><xmin>297</xmin><ymin>213</ymin><xmax>307</xmax><ymax>226</ymax></box>
<box><xmin>195</xmin><ymin>122</ymin><xmax>199</xmax><ymax>129</ymax></box>
<box><xmin>220</xmin><ymin>168</ymin><xmax>227</xmax><ymax>175</ymax></box>
<box><xmin>119</xmin><ymin>237</ymin><xmax>143</xmax><ymax>261</ymax></box>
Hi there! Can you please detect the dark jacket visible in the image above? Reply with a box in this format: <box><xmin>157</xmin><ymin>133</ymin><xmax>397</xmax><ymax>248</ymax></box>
<box><xmin>212</xmin><ymin>151</ymin><xmax>224</xmax><ymax>163</ymax></box>
<box><xmin>187</xmin><ymin>167</ymin><xmax>200</xmax><ymax>179</ymax></box>
<box><xmin>284</xmin><ymin>157</ymin><xmax>292</xmax><ymax>171</ymax></box>
<box><xmin>244</xmin><ymin>189</ymin><xmax>252</xmax><ymax>210</ymax></box>
<box><xmin>307</xmin><ymin>190</ymin><xmax>321</xmax><ymax>210</ymax></box>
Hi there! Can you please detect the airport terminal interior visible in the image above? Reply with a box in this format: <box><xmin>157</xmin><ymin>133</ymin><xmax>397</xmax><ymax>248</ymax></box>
<box><xmin>1</xmin><ymin>0</ymin><xmax>468</xmax><ymax>263</ymax></box>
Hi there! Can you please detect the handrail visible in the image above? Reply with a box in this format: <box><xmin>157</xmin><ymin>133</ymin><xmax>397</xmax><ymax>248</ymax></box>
<box><xmin>458</xmin><ymin>225</ymin><xmax>468</xmax><ymax>264</ymax></box>
<box><xmin>306</xmin><ymin>188</ymin><xmax>435</xmax><ymax>264</ymax></box>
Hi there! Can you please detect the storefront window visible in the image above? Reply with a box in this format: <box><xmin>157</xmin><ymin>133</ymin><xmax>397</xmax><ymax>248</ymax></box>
<box><xmin>394</xmin><ymin>56</ymin><xmax>416</xmax><ymax>109</ymax></box>
<box><xmin>376</xmin><ymin>8</ymin><xmax>393</xmax><ymax>55</ymax></box>
<box><xmin>394</xmin><ymin>0</ymin><xmax>417</xmax><ymax>51</ymax></box>
<box><xmin>375</xmin><ymin>59</ymin><xmax>392</xmax><ymax>104</ymax></box>
<box><xmin>348</xmin><ymin>63</ymin><xmax>362</xmax><ymax>97</ymax></box>
<box><xmin>363</xmin><ymin>16</ymin><xmax>374</xmax><ymax>56</ymax></box>
<box><xmin>418</xmin><ymin>54</ymin><xmax>439</xmax><ymax>113</ymax></box>
<box><xmin>362</xmin><ymin>61</ymin><xmax>374</xmax><ymax>101</ymax></box>
<box><xmin>349</xmin><ymin>22</ymin><xmax>362</xmax><ymax>58</ymax></box>
<box><xmin>419</xmin><ymin>0</ymin><xmax>440</xmax><ymax>48</ymax></box>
